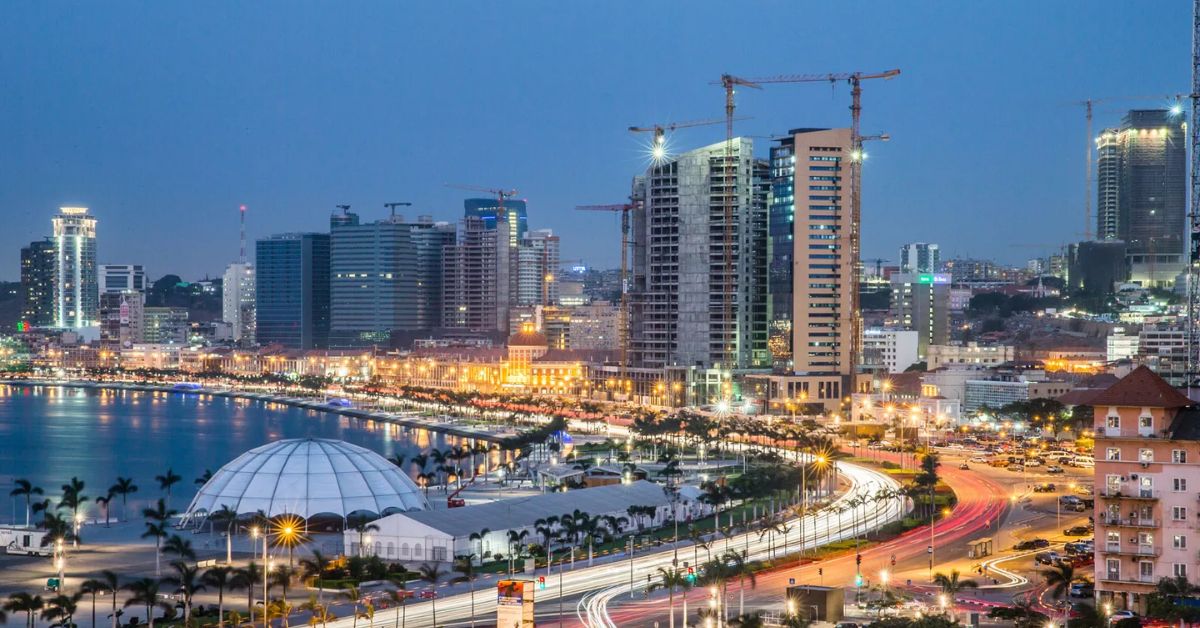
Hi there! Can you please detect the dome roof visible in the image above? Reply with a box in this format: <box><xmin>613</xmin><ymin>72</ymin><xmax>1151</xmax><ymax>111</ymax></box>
<box><xmin>184</xmin><ymin>439</ymin><xmax>429</xmax><ymax>520</ymax></box>
<box><xmin>508</xmin><ymin>329</ymin><xmax>548</xmax><ymax>347</ymax></box>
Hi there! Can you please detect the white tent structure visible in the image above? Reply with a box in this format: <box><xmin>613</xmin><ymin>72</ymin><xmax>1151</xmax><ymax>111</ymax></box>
<box><xmin>184</xmin><ymin>438</ymin><xmax>429</xmax><ymax>522</ymax></box>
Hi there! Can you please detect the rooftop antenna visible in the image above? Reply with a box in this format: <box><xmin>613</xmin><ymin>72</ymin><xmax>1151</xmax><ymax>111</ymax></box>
<box><xmin>239</xmin><ymin>204</ymin><xmax>247</xmax><ymax>264</ymax></box>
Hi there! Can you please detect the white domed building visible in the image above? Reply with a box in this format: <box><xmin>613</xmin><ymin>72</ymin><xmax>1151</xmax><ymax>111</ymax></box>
<box><xmin>184</xmin><ymin>438</ymin><xmax>429</xmax><ymax>524</ymax></box>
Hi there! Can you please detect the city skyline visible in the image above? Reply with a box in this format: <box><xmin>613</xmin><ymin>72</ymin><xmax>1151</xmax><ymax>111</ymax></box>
<box><xmin>0</xmin><ymin>1</ymin><xmax>1190</xmax><ymax>281</ymax></box>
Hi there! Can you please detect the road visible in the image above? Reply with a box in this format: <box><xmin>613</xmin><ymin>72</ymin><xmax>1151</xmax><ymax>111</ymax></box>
<box><xmin>320</xmin><ymin>459</ymin><xmax>907</xmax><ymax>628</ymax></box>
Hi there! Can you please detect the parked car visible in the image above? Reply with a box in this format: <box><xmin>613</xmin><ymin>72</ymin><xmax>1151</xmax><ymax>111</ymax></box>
<box><xmin>1064</xmin><ymin>525</ymin><xmax>1092</xmax><ymax>536</ymax></box>
<box><xmin>1015</xmin><ymin>538</ymin><xmax>1051</xmax><ymax>551</ymax></box>
<box><xmin>1066</xmin><ymin>502</ymin><xmax>1088</xmax><ymax>512</ymax></box>
<box><xmin>1035</xmin><ymin>551</ymin><xmax>1061</xmax><ymax>565</ymax></box>
<box><xmin>1060</xmin><ymin>495</ymin><xmax>1082</xmax><ymax>505</ymax></box>
<box><xmin>835</xmin><ymin>623</ymin><xmax>861</xmax><ymax>628</ymax></box>
<box><xmin>959</xmin><ymin>463</ymin><xmax>970</xmax><ymax>470</ymax></box>
<box><xmin>1009</xmin><ymin>464</ymin><xmax>1025</xmax><ymax>472</ymax></box>
<box><xmin>968</xmin><ymin>456</ymin><xmax>987</xmax><ymax>463</ymax></box>
<box><xmin>1046</xmin><ymin>465</ymin><xmax>1065</xmax><ymax>474</ymax></box>
<box><xmin>1107</xmin><ymin>610</ymin><xmax>1137</xmax><ymax>625</ymax></box>
<box><xmin>1033</xmin><ymin>483</ymin><xmax>1057</xmax><ymax>493</ymax></box>
<box><xmin>1025</xmin><ymin>458</ymin><xmax>1043</xmax><ymax>467</ymax></box>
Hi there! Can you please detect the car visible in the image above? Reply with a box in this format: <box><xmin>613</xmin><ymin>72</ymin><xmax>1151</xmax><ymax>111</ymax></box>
<box><xmin>1107</xmin><ymin>610</ymin><xmax>1137</xmax><ymax>625</ymax></box>
<box><xmin>959</xmin><ymin>463</ymin><xmax>970</xmax><ymax>470</ymax></box>
<box><xmin>1015</xmin><ymin>538</ymin><xmax>1051</xmax><ymax>551</ymax></box>
<box><xmin>1009</xmin><ymin>464</ymin><xmax>1025</xmax><ymax>472</ymax></box>
<box><xmin>835</xmin><ymin>623</ymin><xmax>861</xmax><ymax>628</ymax></box>
<box><xmin>969</xmin><ymin>456</ymin><xmax>987</xmax><ymax>463</ymax></box>
<box><xmin>1025</xmin><ymin>458</ymin><xmax>1043</xmax><ymax>467</ymax></box>
<box><xmin>1066</xmin><ymin>502</ymin><xmax>1088</xmax><ymax>512</ymax></box>
<box><xmin>1060</xmin><ymin>495</ymin><xmax>1082</xmax><ymax>504</ymax></box>
<box><xmin>1076</xmin><ymin>485</ymin><xmax>1094</xmax><ymax>496</ymax></box>
<box><xmin>1064</xmin><ymin>525</ymin><xmax>1092</xmax><ymax>536</ymax></box>
<box><xmin>1033</xmin><ymin>483</ymin><xmax>1057</xmax><ymax>493</ymax></box>
<box><xmin>1034</xmin><ymin>551</ymin><xmax>1062</xmax><ymax>565</ymax></box>
<box><xmin>1046</xmin><ymin>465</ymin><xmax>1065</xmax><ymax>474</ymax></box>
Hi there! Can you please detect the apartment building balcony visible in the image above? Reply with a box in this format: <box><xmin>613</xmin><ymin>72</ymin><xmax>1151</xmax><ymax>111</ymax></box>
<box><xmin>1103</xmin><ymin>543</ymin><xmax>1160</xmax><ymax>557</ymax></box>
<box><xmin>1100</xmin><ymin>489</ymin><xmax>1160</xmax><ymax>501</ymax></box>
<box><xmin>1098</xmin><ymin>516</ymin><xmax>1159</xmax><ymax>529</ymax></box>
<box><xmin>1098</xmin><ymin>572</ymin><xmax>1156</xmax><ymax>586</ymax></box>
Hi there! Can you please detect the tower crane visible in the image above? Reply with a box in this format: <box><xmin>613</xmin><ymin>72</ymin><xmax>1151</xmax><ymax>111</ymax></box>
<box><xmin>384</xmin><ymin>201</ymin><xmax>412</xmax><ymax>217</ymax></box>
<box><xmin>1070</xmin><ymin>94</ymin><xmax>1185</xmax><ymax>241</ymax></box>
<box><xmin>629</xmin><ymin>116</ymin><xmax>749</xmax><ymax>163</ymax></box>
<box><xmin>1189</xmin><ymin>0</ymin><xmax>1200</xmax><ymax>390</ymax></box>
<box><xmin>714</xmin><ymin>69</ymin><xmax>900</xmax><ymax>389</ymax></box>
<box><xmin>576</xmin><ymin>202</ymin><xmax>639</xmax><ymax>379</ymax></box>
<box><xmin>446</xmin><ymin>184</ymin><xmax>519</xmax><ymax>225</ymax></box>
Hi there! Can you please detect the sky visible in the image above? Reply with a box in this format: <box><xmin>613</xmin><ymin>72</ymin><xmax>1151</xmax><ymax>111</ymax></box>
<box><xmin>0</xmin><ymin>1</ymin><xmax>1191</xmax><ymax>281</ymax></box>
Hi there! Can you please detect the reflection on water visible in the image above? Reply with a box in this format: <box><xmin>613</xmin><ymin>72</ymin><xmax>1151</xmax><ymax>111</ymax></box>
<box><xmin>0</xmin><ymin>385</ymin><xmax>457</xmax><ymax>523</ymax></box>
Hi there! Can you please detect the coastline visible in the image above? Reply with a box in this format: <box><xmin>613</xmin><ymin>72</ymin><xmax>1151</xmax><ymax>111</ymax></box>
<box><xmin>0</xmin><ymin>378</ymin><xmax>511</xmax><ymax>443</ymax></box>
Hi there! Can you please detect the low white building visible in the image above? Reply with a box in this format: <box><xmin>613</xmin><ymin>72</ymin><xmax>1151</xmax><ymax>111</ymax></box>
<box><xmin>861</xmin><ymin>328</ymin><xmax>919</xmax><ymax>373</ymax></box>
<box><xmin>927</xmin><ymin>343</ymin><xmax>1014</xmax><ymax>370</ymax></box>
<box><xmin>346</xmin><ymin>480</ymin><xmax>706</xmax><ymax>563</ymax></box>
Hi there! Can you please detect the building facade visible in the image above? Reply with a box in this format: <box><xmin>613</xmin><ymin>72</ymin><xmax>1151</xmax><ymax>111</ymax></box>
<box><xmin>99</xmin><ymin>264</ymin><xmax>146</xmax><ymax>295</ymax></box>
<box><xmin>890</xmin><ymin>272</ymin><xmax>950</xmax><ymax>360</ymax></box>
<box><xmin>20</xmin><ymin>238</ymin><xmax>56</xmax><ymax>328</ymax></box>
<box><xmin>52</xmin><ymin>207</ymin><xmax>99</xmax><ymax>328</ymax></box>
<box><xmin>899</xmin><ymin>242</ymin><xmax>940</xmax><ymax>274</ymax></box>
<box><xmin>222</xmin><ymin>262</ymin><xmax>256</xmax><ymax>346</ymax></box>
<box><xmin>464</xmin><ymin>198</ymin><xmax>527</xmax><ymax>247</ymax></box>
<box><xmin>442</xmin><ymin>216</ymin><xmax>516</xmax><ymax>334</ymax></box>
<box><xmin>143</xmin><ymin>307</ymin><xmax>188</xmax><ymax>344</ymax></box>
<box><xmin>99</xmin><ymin>291</ymin><xmax>145</xmax><ymax>349</ymax></box>
<box><xmin>630</xmin><ymin>137</ymin><xmax>769</xmax><ymax>372</ymax></box>
<box><xmin>927</xmin><ymin>343</ymin><xmax>1015</xmax><ymax>370</ymax></box>
<box><xmin>255</xmin><ymin>233</ymin><xmax>331</xmax><ymax>349</ymax></box>
<box><xmin>861</xmin><ymin>328</ymin><xmax>919</xmax><ymax>374</ymax></box>
<box><xmin>517</xmin><ymin>229</ymin><xmax>560</xmax><ymax>306</ymax></box>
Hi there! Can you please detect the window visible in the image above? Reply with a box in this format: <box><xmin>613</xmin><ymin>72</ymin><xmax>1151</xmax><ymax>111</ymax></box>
<box><xmin>1175</xmin><ymin>478</ymin><xmax>1188</xmax><ymax>492</ymax></box>
<box><xmin>1106</xmin><ymin>415</ymin><xmax>1120</xmax><ymax>429</ymax></box>
<box><xmin>1141</xmin><ymin>561</ymin><xmax>1155</xmax><ymax>579</ymax></box>
<box><xmin>1174</xmin><ymin>506</ymin><xmax>1188</xmax><ymax>521</ymax></box>
<box><xmin>1173</xmin><ymin>450</ymin><xmax>1188</xmax><ymax>464</ymax></box>
<box><xmin>1177</xmin><ymin>564</ymin><xmax>1189</xmax><ymax>579</ymax></box>
<box><xmin>1107</xmin><ymin>531</ymin><xmax>1120</xmax><ymax>544</ymax></box>
<box><xmin>1106</xmin><ymin>448</ymin><xmax>1121</xmax><ymax>461</ymax></box>
<box><xmin>1140</xmin><ymin>415</ymin><xmax>1153</xmax><ymax>429</ymax></box>
<box><xmin>1139</xmin><ymin>449</ymin><xmax>1154</xmax><ymax>463</ymax></box>
<box><xmin>1107</xmin><ymin>558</ymin><xmax>1120</xmax><ymax>580</ymax></box>
<box><xmin>1139</xmin><ymin>532</ymin><xmax>1154</xmax><ymax>545</ymax></box>
<box><xmin>1175</xmin><ymin>535</ymin><xmax>1187</xmax><ymax>549</ymax></box>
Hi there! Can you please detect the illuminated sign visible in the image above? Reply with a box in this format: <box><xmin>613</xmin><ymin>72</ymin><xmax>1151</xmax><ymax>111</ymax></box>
<box><xmin>496</xmin><ymin>579</ymin><xmax>534</xmax><ymax>627</ymax></box>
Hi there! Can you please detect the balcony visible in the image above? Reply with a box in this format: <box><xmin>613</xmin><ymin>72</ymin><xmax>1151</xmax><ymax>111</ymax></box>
<box><xmin>1103</xmin><ymin>543</ymin><xmax>1160</xmax><ymax>557</ymax></box>
<box><xmin>1101</xmin><ymin>489</ymin><xmax>1160</xmax><ymax>500</ymax></box>
<box><xmin>1099</xmin><ymin>517</ymin><xmax>1159</xmax><ymax>529</ymax></box>
<box><xmin>1099</xmin><ymin>573</ymin><xmax>1156</xmax><ymax>585</ymax></box>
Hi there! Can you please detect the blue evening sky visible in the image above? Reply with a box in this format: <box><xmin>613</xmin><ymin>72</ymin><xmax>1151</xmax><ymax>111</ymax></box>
<box><xmin>0</xmin><ymin>1</ymin><xmax>1190</xmax><ymax>280</ymax></box>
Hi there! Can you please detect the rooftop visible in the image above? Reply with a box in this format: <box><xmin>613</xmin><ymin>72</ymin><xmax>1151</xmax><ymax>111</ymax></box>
<box><xmin>1087</xmin><ymin>365</ymin><xmax>1192</xmax><ymax>409</ymax></box>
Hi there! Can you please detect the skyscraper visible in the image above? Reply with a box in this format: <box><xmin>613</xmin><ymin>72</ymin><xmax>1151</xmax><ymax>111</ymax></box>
<box><xmin>442</xmin><ymin>216</ymin><xmax>516</xmax><ymax>334</ymax></box>
<box><xmin>52</xmin><ymin>207</ymin><xmax>99</xmax><ymax>328</ymax></box>
<box><xmin>255</xmin><ymin>233</ymin><xmax>330</xmax><ymax>349</ymax></box>
<box><xmin>464</xmin><ymin>198</ymin><xmax>528</xmax><ymax>247</ymax></box>
<box><xmin>890</xmin><ymin>272</ymin><xmax>950</xmax><ymax>359</ymax></box>
<box><xmin>222</xmin><ymin>262</ymin><xmax>256</xmax><ymax>346</ymax></box>
<box><xmin>517</xmin><ymin>229</ymin><xmax>560</xmax><ymax>306</ymax></box>
<box><xmin>99</xmin><ymin>291</ymin><xmax>144</xmax><ymax>349</ymax></box>
<box><xmin>899</xmin><ymin>242</ymin><xmax>940</xmax><ymax>273</ymax></box>
<box><xmin>20</xmin><ymin>238</ymin><xmax>55</xmax><ymax>328</ymax></box>
<box><xmin>330</xmin><ymin>210</ymin><xmax>455</xmax><ymax>345</ymax></box>
<box><xmin>1096</xmin><ymin>109</ymin><xmax>1187</xmax><ymax>286</ymax></box>
<box><xmin>629</xmin><ymin>137</ymin><xmax>769</xmax><ymax>370</ymax></box>
<box><xmin>99</xmin><ymin>264</ymin><xmax>147</xmax><ymax>294</ymax></box>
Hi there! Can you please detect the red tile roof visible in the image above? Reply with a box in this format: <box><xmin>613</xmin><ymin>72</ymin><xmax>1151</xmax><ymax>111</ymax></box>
<box><xmin>1087</xmin><ymin>365</ymin><xmax>1192</xmax><ymax>409</ymax></box>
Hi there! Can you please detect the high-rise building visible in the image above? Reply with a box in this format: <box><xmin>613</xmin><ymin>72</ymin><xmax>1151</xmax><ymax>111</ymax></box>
<box><xmin>629</xmin><ymin>137</ymin><xmax>769</xmax><ymax>371</ymax></box>
<box><xmin>768</xmin><ymin>128</ymin><xmax>854</xmax><ymax>378</ymax></box>
<box><xmin>142</xmin><ymin>306</ymin><xmax>188</xmax><ymax>344</ymax></box>
<box><xmin>442</xmin><ymin>216</ymin><xmax>516</xmax><ymax>334</ymax></box>
<box><xmin>899</xmin><ymin>243</ymin><xmax>940</xmax><ymax>274</ymax></box>
<box><xmin>20</xmin><ymin>238</ymin><xmax>55</xmax><ymax>328</ymax></box>
<box><xmin>890</xmin><ymin>272</ymin><xmax>951</xmax><ymax>359</ymax></box>
<box><xmin>99</xmin><ymin>264</ymin><xmax>146</xmax><ymax>294</ymax></box>
<box><xmin>52</xmin><ymin>206</ymin><xmax>99</xmax><ymax>328</ymax></box>
<box><xmin>99</xmin><ymin>291</ymin><xmax>144</xmax><ymax>349</ymax></box>
<box><xmin>255</xmin><ymin>233</ymin><xmax>331</xmax><ymax>349</ymax></box>
<box><xmin>1097</xmin><ymin>109</ymin><xmax>1187</xmax><ymax>286</ymax></box>
<box><xmin>517</xmin><ymin>229</ymin><xmax>560</xmax><ymax>306</ymax></box>
<box><xmin>464</xmin><ymin>198</ymin><xmax>528</xmax><ymax>247</ymax></box>
<box><xmin>222</xmin><ymin>262</ymin><xmax>256</xmax><ymax>346</ymax></box>
<box><xmin>330</xmin><ymin>211</ymin><xmax>455</xmax><ymax>345</ymax></box>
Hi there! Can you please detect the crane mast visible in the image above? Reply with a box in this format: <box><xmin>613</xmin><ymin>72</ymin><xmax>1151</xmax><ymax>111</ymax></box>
<box><xmin>1188</xmin><ymin>0</ymin><xmax>1200</xmax><ymax>391</ymax></box>
<box><xmin>576</xmin><ymin>203</ymin><xmax>637</xmax><ymax>382</ymax></box>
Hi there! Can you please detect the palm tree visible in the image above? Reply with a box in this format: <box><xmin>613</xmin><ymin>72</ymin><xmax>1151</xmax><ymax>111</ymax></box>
<box><xmin>300</xmin><ymin>595</ymin><xmax>336</xmax><ymax>628</ymax></box>
<box><xmin>338</xmin><ymin>586</ymin><xmax>363</xmax><ymax>628</ymax></box>
<box><xmin>418</xmin><ymin>563</ymin><xmax>445</xmax><ymax>628</ymax></box>
<box><xmin>467</xmin><ymin>528</ymin><xmax>491</xmax><ymax>563</ymax></box>
<box><xmin>351</xmin><ymin>521</ymin><xmax>380</xmax><ymax>557</ymax></box>
<box><xmin>1042</xmin><ymin>562</ymin><xmax>1078</xmax><ymax>625</ymax></box>
<box><xmin>203</xmin><ymin>566</ymin><xmax>235</xmax><ymax>628</ymax></box>
<box><xmin>933</xmin><ymin>570</ymin><xmax>979</xmax><ymax>605</ymax></box>
<box><xmin>195</xmin><ymin>469</ymin><xmax>214</xmax><ymax>487</ymax></box>
<box><xmin>164</xmin><ymin>561</ymin><xmax>205</xmax><ymax>627</ymax></box>
<box><xmin>10</xmin><ymin>479</ymin><xmax>43</xmax><ymax>528</ymax></box>
<box><xmin>80</xmin><ymin>570</ymin><xmax>120</xmax><ymax>628</ymax></box>
<box><xmin>272</xmin><ymin>566</ymin><xmax>296</xmax><ymax>605</ymax></box>
<box><xmin>649</xmin><ymin>567</ymin><xmax>689</xmax><ymax>628</ymax></box>
<box><xmin>299</xmin><ymin>550</ymin><xmax>333</xmax><ymax>602</ymax></box>
<box><xmin>233</xmin><ymin>561</ymin><xmax>264</xmax><ymax>617</ymax></box>
<box><xmin>451</xmin><ymin>555</ymin><xmax>478</xmax><ymax>627</ymax></box>
<box><xmin>4</xmin><ymin>592</ymin><xmax>45</xmax><ymax>628</ymax></box>
<box><xmin>726</xmin><ymin>551</ymin><xmax>757</xmax><ymax>619</ymax></box>
<box><xmin>268</xmin><ymin>598</ymin><xmax>294</xmax><ymax>628</ymax></box>
<box><xmin>58</xmin><ymin>477</ymin><xmax>88</xmax><ymax>545</ymax></box>
<box><xmin>42</xmin><ymin>592</ymin><xmax>82</xmax><ymax>628</ymax></box>
<box><xmin>729</xmin><ymin>612</ymin><xmax>766</xmax><ymax>628</ymax></box>
<box><xmin>155</xmin><ymin>468</ymin><xmax>182</xmax><ymax>505</ymax></box>
<box><xmin>96</xmin><ymin>492</ymin><xmax>113</xmax><ymax>528</ymax></box>
<box><xmin>162</xmin><ymin>534</ymin><xmax>197</xmax><ymax>561</ymax></box>
<box><xmin>108</xmin><ymin>477</ymin><xmax>138</xmax><ymax>522</ymax></box>
<box><xmin>386</xmin><ymin>583</ymin><xmax>409</xmax><ymax>628</ymax></box>
<box><xmin>142</xmin><ymin>498</ymin><xmax>177</xmax><ymax>577</ymax></box>
<box><xmin>387</xmin><ymin>455</ymin><xmax>406</xmax><ymax>470</ymax></box>
<box><xmin>123</xmin><ymin>578</ymin><xmax>168</xmax><ymax>628</ymax></box>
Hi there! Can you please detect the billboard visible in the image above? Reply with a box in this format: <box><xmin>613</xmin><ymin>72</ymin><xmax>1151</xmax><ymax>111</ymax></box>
<box><xmin>496</xmin><ymin>579</ymin><xmax>534</xmax><ymax>627</ymax></box>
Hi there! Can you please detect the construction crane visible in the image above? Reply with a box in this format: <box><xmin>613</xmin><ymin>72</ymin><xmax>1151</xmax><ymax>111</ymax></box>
<box><xmin>629</xmin><ymin>116</ymin><xmax>748</xmax><ymax>163</ymax></box>
<box><xmin>446</xmin><ymin>184</ymin><xmax>519</xmax><ymax>227</ymax></box>
<box><xmin>719</xmin><ymin>69</ymin><xmax>900</xmax><ymax>389</ymax></box>
<box><xmin>1189</xmin><ymin>0</ymin><xmax>1200</xmax><ymax>392</ymax></box>
<box><xmin>576</xmin><ymin>202</ymin><xmax>638</xmax><ymax>380</ymax></box>
<box><xmin>384</xmin><ymin>201</ymin><xmax>412</xmax><ymax>217</ymax></box>
<box><xmin>1070</xmin><ymin>94</ymin><xmax>1185</xmax><ymax>241</ymax></box>
<box><xmin>863</xmin><ymin>258</ymin><xmax>890</xmax><ymax>278</ymax></box>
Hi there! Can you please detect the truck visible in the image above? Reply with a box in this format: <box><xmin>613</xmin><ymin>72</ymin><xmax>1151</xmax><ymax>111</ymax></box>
<box><xmin>0</xmin><ymin>526</ymin><xmax>53</xmax><ymax>556</ymax></box>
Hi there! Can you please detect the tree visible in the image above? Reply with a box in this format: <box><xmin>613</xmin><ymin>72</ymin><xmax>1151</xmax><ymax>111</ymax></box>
<box><xmin>932</xmin><ymin>570</ymin><xmax>979</xmax><ymax>602</ymax></box>
<box><xmin>123</xmin><ymin>578</ymin><xmax>169</xmax><ymax>628</ymax></box>
<box><xmin>41</xmin><ymin>592</ymin><xmax>82</xmax><ymax>628</ymax></box>
<box><xmin>195</xmin><ymin>469</ymin><xmax>214</xmax><ymax>487</ymax></box>
<box><xmin>338</xmin><ymin>587</ymin><xmax>363</xmax><ymax>628</ymax></box>
<box><xmin>202</xmin><ymin>566</ymin><xmax>236</xmax><ymax>628</ymax></box>
<box><xmin>299</xmin><ymin>550</ymin><xmax>333</xmax><ymax>602</ymax></box>
<box><xmin>1042</xmin><ymin>563</ymin><xmax>1078</xmax><ymax>603</ymax></box>
<box><xmin>386</xmin><ymin>584</ymin><xmax>409</xmax><ymax>628</ymax></box>
<box><xmin>300</xmin><ymin>595</ymin><xmax>336</xmax><ymax>628</ymax></box>
<box><xmin>162</xmin><ymin>534</ymin><xmax>197</xmax><ymax>562</ymax></box>
<box><xmin>351</xmin><ymin>520</ymin><xmax>380</xmax><ymax>557</ymax></box>
<box><xmin>649</xmin><ymin>567</ymin><xmax>689</xmax><ymax>628</ymax></box>
<box><xmin>109</xmin><ymin>477</ymin><xmax>138</xmax><ymax>522</ymax></box>
<box><xmin>164</xmin><ymin>561</ymin><xmax>205</xmax><ymax>627</ymax></box>
<box><xmin>233</xmin><ymin>562</ymin><xmax>264</xmax><ymax>617</ymax></box>
<box><xmin>729</xmin><ymin>612</ymin><xmax>766</xmax><ymax>628</ymax></box>
<box><xmin>155</xmin><ymin>468</ymin><xmax>182</xmax><ymax>504</ymax></box>
<box><xmin>4</xmin><ymin>593</ymin><xmax>45</xmax><ymax>628</ymax></box>
<box><xmin>418</xmin><ymin>563</ymin><xmax>445</xmax><ymax>628</ymax></box>
<box><xmin>58</xmin><ymin>477</ymin><xmax>88</xmax><ymax>544</ymax></box>
<box><xmin>80</xmin><ymin>570</ymin><xmax>120</xmax><ymax>628</ymax></box>
<box><xmin>10</xmin><ymin>479</ymin><xmax>43</xmax><ymax>528</ymax></box>
<box><xmin>142</xmin><ymin>499</ymin><xmax>177</xmax><ymax>577</ymax></box>
<box><xmin>96</xmin><ymin>492</ymin><xmax>114</xmax><ymax>528</ymax></box>
<box><xmin>451</xmin><ymin>555</ymin><xmax>478</xmax><ymax>626</ymax></box>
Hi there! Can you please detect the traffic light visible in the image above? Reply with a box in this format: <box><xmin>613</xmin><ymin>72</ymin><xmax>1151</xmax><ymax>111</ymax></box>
<box><xmin>818</xmin><ymin>568</ymin><xmax>823</xmax><ymax>577</ymax></box>
<box><xmin>686</xmin><ymin>566</ymin><xmax>695</xmax><ymax>582</ymax></box>
<box><xmin>537</xmin><ymin>576</ymin><xmax>546</xmax><ymax>590</ymax></box>
<box><xmin>856</xmin><ymin>553</ymin><xmax>862</xmax><ymax>567</ymax></box>
<box><xmin>855</xmin><ymin>573</ymin><xmax>863</xmax><ymax>587</ymax></box>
